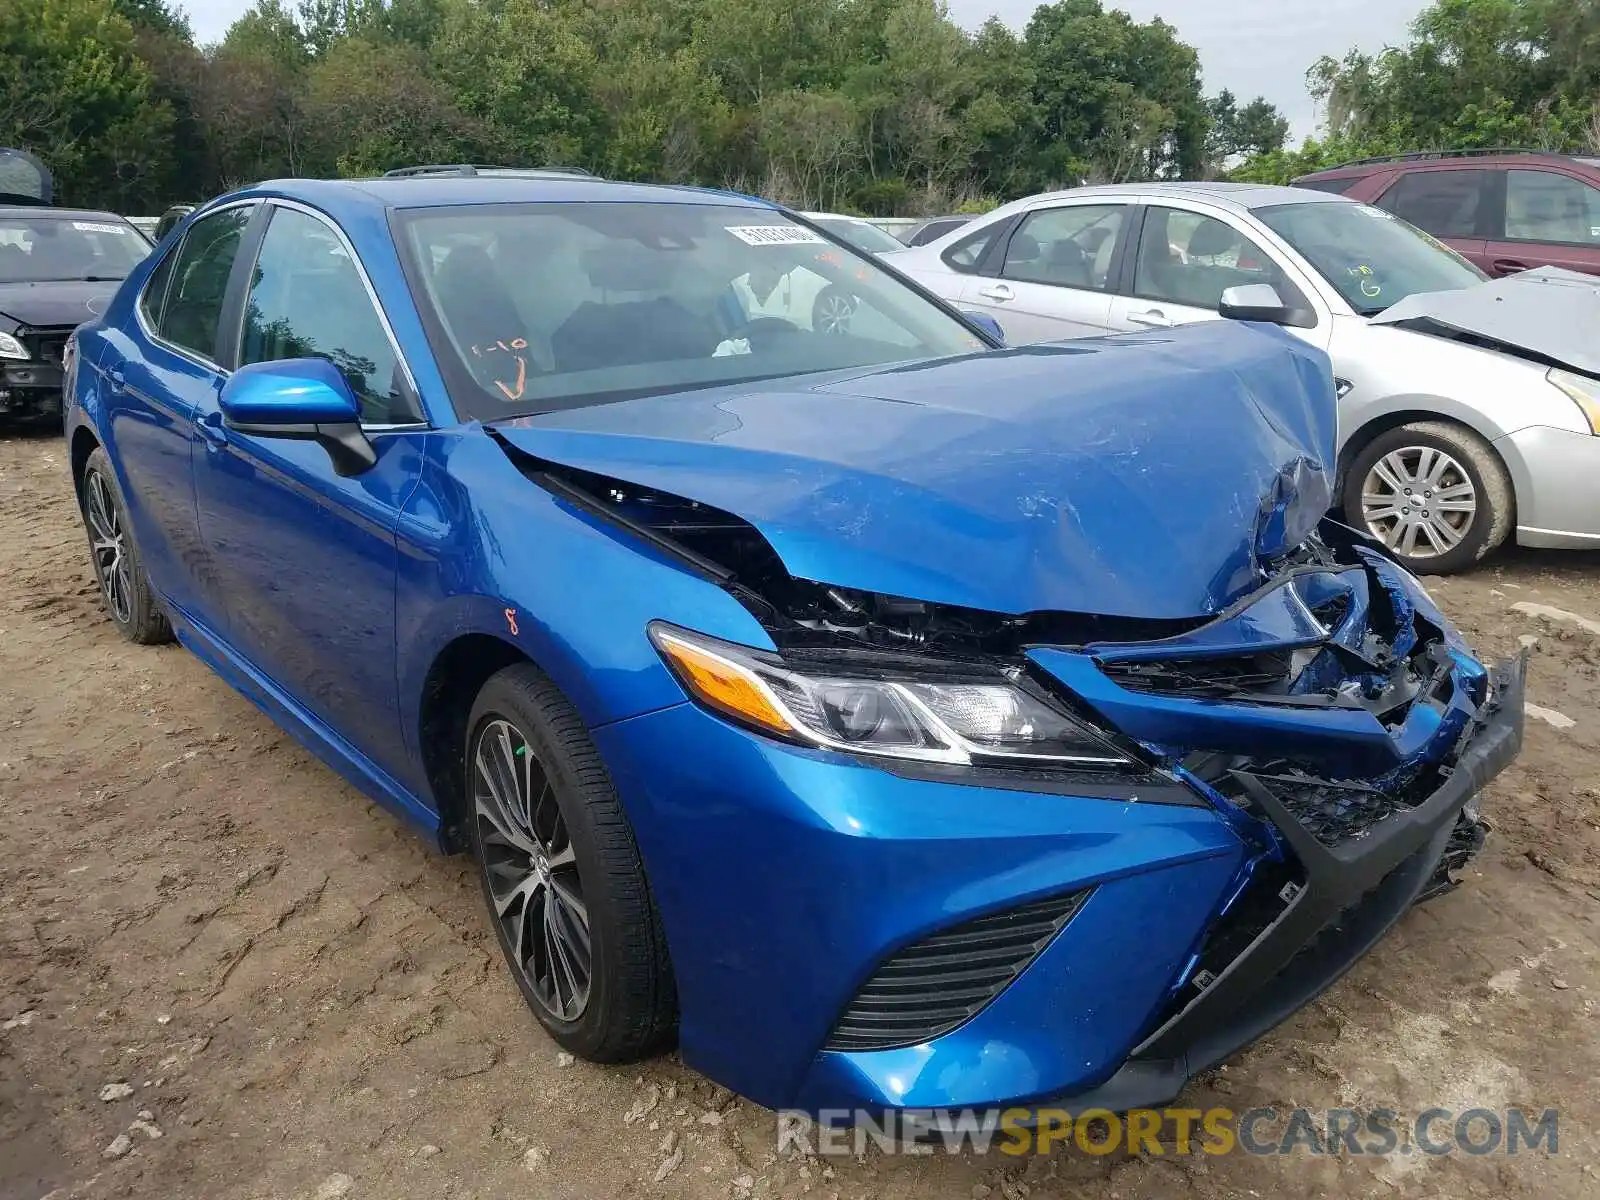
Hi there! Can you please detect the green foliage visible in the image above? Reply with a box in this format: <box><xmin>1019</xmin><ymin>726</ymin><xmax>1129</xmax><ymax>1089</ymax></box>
<box><xmin>1235</xmin><ymin>0</ymin><xmax>1600</xmax><ymax>182</ymax></box>
<box><xmin>9</xmin><ymin>0</ymin><xmax>1297</xmax><ymax>214</ymax></box>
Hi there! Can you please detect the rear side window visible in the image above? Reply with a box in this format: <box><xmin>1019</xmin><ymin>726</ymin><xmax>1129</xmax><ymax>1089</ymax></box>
<box><xmin>1375</xmin><ymin>169</ymin><xmax>1488</xmax><ymax>238</ymax></box>
<box><xmin>1000</xmin><ymin>205</ymin><xmax>1127</xmax><ymax>291</ymax></box>
<box><xmin>238</xmin><ymin>206</ymin><xmax>413</xmax><ymax>423</ymax></box>
<box><xmin>941</xmin><ymin>222</ymin><xmax>1006</xmax><ymax>273</ymax></box>
<box><xmin>1295</xmin><ymin>177</ymin><xmax>1359</xmax><ymax>195</ymax></box>
<box><xmin>1504</xmin><ymin>169</ymin><xmax>1600</xmax><ymax>246</ymax></box>
<box><xmin>138</xmin><ymin>246</ymin><xmax>177</xmax><ymax>332</ymax></box>
<box><xmin>156</xmin><ymin>206</ymin><xmax>252</xmax><ymax>361</ymax></box>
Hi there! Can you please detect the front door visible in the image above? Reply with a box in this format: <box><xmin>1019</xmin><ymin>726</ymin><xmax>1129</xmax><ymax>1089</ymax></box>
<box><xmin>1485</xmin><ymin>168</ymin><xmax>1600</xmax><ymax>277</ymax></box>
<box><xmin>191</xmin><ymin>202</ymin><xmax>427</xmax><ymax>782</ymax></box>
<box><xmin>1106</xmin><ymin>206</ymin><xmax>1329</xmax><ymax>351</ymax></box>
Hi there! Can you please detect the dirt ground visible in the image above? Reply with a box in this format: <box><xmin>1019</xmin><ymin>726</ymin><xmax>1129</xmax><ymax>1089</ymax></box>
<box><xmin>3</xmin><ymin>428</ymin><xmax>1600</xmax><ymax>1200</ymax></box>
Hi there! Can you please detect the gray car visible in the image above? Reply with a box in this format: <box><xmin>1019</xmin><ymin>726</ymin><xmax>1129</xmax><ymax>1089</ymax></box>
<box><xmin>888</xmin><ymin>182</ymin><xmax>1600</xmax><ymax>574</ymax></box>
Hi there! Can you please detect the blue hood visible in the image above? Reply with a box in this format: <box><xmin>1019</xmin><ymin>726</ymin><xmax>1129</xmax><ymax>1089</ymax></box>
<box><xmin>495</xmin><ymin>322</ymin><xmax>1338</xmax><ymax>620</ymax></box>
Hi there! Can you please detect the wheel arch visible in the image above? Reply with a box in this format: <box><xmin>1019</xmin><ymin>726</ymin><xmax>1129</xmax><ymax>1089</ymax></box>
<box><xmin>69</xmin><ymin>423</ymin><xmax>101</xmax><ymax>499</ymax></box>
<box><xmin>417</xmin><ymin>631</ymin><xmax>534</xmax><ymax>854</ymax></box>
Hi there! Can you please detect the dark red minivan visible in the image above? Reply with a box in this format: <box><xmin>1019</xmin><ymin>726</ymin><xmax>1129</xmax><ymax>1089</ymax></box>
<box><xmin>1295</xmin><ymin>149</ymin><xmax>1600</xmax><ymax>278</ymax></box>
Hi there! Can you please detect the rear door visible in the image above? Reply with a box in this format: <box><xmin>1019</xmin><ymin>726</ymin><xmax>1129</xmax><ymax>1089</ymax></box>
<box><xmin>94</xmin><ymin>202</ymin><xmax>256</xmax><ymax>626</ymax></box>
<box><xmin>958</xmin><ymin>203</ymin><xmax>1133</xmax><ymax>342</ymax></box>
<box><xmin>1370</xmin><ymin>167</ymin><xmax>1492</xmax><ymax>271</ymax></box>
<box><xmin>1483</xmin><ymin>167</ymin><xmax>1600</xmax><ymax>277</ymax></box>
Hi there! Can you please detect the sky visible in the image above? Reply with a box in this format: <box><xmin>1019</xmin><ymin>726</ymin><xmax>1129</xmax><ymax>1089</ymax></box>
<box><xmin>181</xmin><ymin>0</ymin><xmax>1426</xmax><ymax>143</ymax></box>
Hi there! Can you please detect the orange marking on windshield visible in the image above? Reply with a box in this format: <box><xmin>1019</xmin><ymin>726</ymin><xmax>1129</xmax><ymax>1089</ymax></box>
<box><xmin>494</xmin><ymin>355</ymin><xmax>527</xmax><ymax>401</ymax></box>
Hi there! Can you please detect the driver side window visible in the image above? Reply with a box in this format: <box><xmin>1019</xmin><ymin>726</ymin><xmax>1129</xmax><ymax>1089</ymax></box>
<box><xmin>1000</xmin><ymin>205</ymin><xmax>1127</xmax><ymax>291</ymax></box>
<box><xmin>1133</xmin><ymin>208</ymin><xmax>1288</xmax><ymax>310</ymax></box>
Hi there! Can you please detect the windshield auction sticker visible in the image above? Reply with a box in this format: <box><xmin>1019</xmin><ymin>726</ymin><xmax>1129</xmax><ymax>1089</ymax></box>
<box><xmin>71</xmin><ymin>221</ymin><xmax>132</xmax><ymax>235</ymax></box>
<box><xmin>725</xmin><ymin>225</ymin><xmax>827</xmax><ymax>246</ymax></box>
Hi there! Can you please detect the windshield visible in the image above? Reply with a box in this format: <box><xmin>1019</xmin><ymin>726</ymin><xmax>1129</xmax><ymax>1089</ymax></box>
<box><xmin>0</xmin><ymin>215</ymin><xmax>148</xmax><ymax>283</ymax></box>
<box><xmin>808</xmin><ymin>216</ymin><xmax>907</xmax><ymax>256</ymax></box>
<box><xmin>1254</xmin><ymin>201</ymin><xmax>1485</xmax><ymax>315</ymax></box>
<box><xmin>398</xmin><ymin>202</ymin><xmax>987</xmax><ymax>419</ymax></box>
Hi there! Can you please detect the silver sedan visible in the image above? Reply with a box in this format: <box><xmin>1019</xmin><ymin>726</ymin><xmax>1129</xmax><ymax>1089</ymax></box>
<box><xmin>887</xmin><ymin>182</ymin><xmax>1600</xmax><ymax>575</ymax></box>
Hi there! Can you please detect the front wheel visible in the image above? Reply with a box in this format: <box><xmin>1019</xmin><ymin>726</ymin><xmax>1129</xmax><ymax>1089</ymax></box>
<box><xmin>1342</xmin><ymin>420</ymin><xmax>1512</xmax><ymax>574</ymax></box>
<box><xmin>811</xmin><ymin>286</ymin><xmax>857</xmax><ymax>335</ymax></box>
<box><xmin>465</xmin><ymin>664</ymin><xmax>676</xmax><ymax>1062</ymax></box>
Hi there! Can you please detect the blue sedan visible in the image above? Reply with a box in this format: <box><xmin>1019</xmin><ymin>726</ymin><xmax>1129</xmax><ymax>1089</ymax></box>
<box><xmin>62</xmin><ymin>172</ymin><xmax>1523</xmax><ymax>1115</ymax></box>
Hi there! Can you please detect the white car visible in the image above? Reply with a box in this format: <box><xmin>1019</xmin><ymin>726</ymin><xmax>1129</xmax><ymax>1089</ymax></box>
<box><xmin>886</xmin><ymin>182</ymin><xmax>1600</xmax><ymax>574</ymax></box>
<box><xmin>733</xmin><ymin>212</ymin><xmax>906</xmax><ymax>335</ymax></box>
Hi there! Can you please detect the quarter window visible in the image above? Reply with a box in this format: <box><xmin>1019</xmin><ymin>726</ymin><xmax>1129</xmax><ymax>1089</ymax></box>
<box><xmin>940</xmin><ymin>222</ymin><xmax>1006</xmax><ymax>273</ymax></box>
<box><xmin>1504</xmin><ymin>170</ymin><xmax>1600</xmax><ymax>245</ymax></box>
<box><xmin>239</xmin><ymin>207</ymin><xmax>413</xmax><ymax>424</ymax></box>
<box><xmin>1000</xmin><ymin>205</ymin><xmax>1126</xmax><ymax>291</ymax></box>
<box><xmin>1132</xmin><ymin>208</ymin><xmax>1291</xmax><ymax>310</ymax></box>
<box><xmin>158</xmin><ymin>206</ymin><xmax>252</xmax><ymax>361</ymax></box>
<box><xmin>1375</xmin><ymin>169</ymin><xmax>1488</xmax><ymax>239</ymax></box>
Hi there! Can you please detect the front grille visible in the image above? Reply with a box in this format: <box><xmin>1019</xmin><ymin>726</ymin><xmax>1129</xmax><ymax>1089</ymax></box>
<box><xmin>1248</xmin><ymin>772</ymin><xmax>1400</xmax><ymax>848</ymax></box>
<box><xmin>824</xmin><ymin>891</ymin><xmax>1089</xmax><ymax>1052</ymax></box>
<box><xmin>1100</xmin><ymin>651</ymin><xmax>1295</xmax><ymax>699</ymax></box>
<box><xmin>21</xmin><ymin>329</ymin><xmax>70</xmax><ymax>366</ymax></box>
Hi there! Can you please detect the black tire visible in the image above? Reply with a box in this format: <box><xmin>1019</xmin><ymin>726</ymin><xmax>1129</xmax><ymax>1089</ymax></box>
<box><xmin>78</xmin><ymin>447</ymin><xmax>174</xmax><ymax>644</ymax></box>
<box><xmin>465</xmin><ymin>663</ymin><xmax>676</xmax><ymax>1062</ymax></box>
<box><xmin>811</xmin><ymin>286</ymin><xmax>857</xmax><ymax>335</ymax></box>
<box><xmin>1342</xmin><ymin>420</ymin><xmax>1513</xmax><ymax>575</ymax></box>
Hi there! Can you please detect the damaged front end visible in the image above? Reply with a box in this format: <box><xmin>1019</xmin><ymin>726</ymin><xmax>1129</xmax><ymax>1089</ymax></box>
<box><xmin>500</xmin><ymin>439</ymin><xmax>1523</xmax><ymax>1098</ymax></box>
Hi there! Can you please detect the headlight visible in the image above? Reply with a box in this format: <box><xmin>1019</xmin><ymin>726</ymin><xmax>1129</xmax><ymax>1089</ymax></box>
<box><xmin>649</xmin><ymin>624</ymin><xmax>1131</xmax><ymax>768</ymax></box>
<box><xmin>1548</xmin><ymin>367</ymin><xmax>1600</xmax><ymax>435</ymax></box>
<box><xmin>0</xmin><ymin>331</ymin><xmax>28</xmax><ymax>361</ymax></box>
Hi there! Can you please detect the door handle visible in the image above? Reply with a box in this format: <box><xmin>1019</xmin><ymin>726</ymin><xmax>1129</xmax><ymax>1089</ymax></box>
<box><xmin>197</xmin><ymin>409</ymin><xmax>227</xmax><ymax>448</ymax></box>
<box><xmin>1128</xmin><ymin>309</ymin><xmax>1172</xmax><ymax>328</ymax></box>
<box><xmin>977</xmin><ymin>283</ymin><xmax>1015</xmax><ymax>302</ymax></box>
<box><xmin>1491</xmin><ymin>258</ymin><xmax>1528</xmax><ymax>275</ymax></box>
<box><xmin>104</xmin><ymin>364</ymin><xmax>126</xmax><ymax>390</ymax></box>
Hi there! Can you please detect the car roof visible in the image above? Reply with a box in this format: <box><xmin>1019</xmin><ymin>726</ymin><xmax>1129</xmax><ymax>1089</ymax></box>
<box><xmin>244</xmin><ymin>176</ymin><xmax>775</xmax><ymax>214</ymax></box>
<box><xmin>0</xmin><ymin>205</ymin><xmax>134</xmax><ymax>221</ymax></box>
<box><xmin>1298</xmin><ymin>149</ymin><xmax>1600</xmax><ymax>180</ymax></box>
<box><xmin>1009</xmin><ymin>181</ymin><xmax>1350</xmax><ymax>213</ymax></box>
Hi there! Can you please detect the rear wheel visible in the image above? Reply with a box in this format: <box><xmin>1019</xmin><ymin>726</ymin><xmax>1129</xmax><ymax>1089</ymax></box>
<box><xmin>465</xmin><ymin>664</ymin><xmax>676</xmax><ymax>1061</ymax></box>
<box><xmin>1343</xmin><ymin>421</ymin><xmax>1512</xmax><ymax>575</ymax></box>
<box><xmin>811</xmin><ymin>286</ymin><xmax>857</xmax><ymax>335</ymax></box>
<box><xmin>78</xmin><ymin>447</ymin><xmax>173</xmax><ymax>644</ymax></box>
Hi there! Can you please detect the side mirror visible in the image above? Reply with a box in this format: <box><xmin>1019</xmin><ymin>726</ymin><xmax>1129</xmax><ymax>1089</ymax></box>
<box><xmin>962</xmin><ymin>310</ymin><xmax>1006</xmax><ymax>345</ymax></box>
<box><xmin>219</xmin><ymin>358</ymin><xmax>376</xmax><ymax>476</ymax></box>
<box><xmin>1218</xmin><ymin>283</ymin><xmax>1315</xmax><ymax>329</ymax></box>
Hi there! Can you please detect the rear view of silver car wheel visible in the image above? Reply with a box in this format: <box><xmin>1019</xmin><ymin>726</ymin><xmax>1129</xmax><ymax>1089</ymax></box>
<box><xmin>1343</xmin><ymin>421</ymin><xmax>1512</xmax><ymax>575</ymax></box>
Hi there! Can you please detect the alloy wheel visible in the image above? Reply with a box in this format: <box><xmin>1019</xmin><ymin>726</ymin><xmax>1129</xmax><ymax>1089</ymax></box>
<box><xmin>84</xmin><ymin>468</ymin><xmax>133</xmax><ymax>625</ymax></box>
<box><xmin>815</xmin><ymin>291</ymin><xmax>856</xmax><ymax>335</ymax></box>
<box><xmin>472</xmin><ymin>718</ymin><xmax>592</xmax><ymax>1022</ymax></box>
<box><xmin>1360</xmin><ymin>446</ymin><xmax>1477</xmax><ymax>559</ymax></box>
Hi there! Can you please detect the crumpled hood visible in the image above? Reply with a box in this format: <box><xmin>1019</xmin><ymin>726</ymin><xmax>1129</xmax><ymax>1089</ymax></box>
<box><xmin>0</xmin><ymin>279</ymin><xmax>120</xmax><ymax>329</ymax></box>
<box><xmin>1371</xmin><ymin>266</ymin><xmax>1600</xmax><ymax>376</ymax></box>
<box><xmin>496</xmin><ymin>321</ymin><xmax>1338</xmax><ymax>620</ymax></box>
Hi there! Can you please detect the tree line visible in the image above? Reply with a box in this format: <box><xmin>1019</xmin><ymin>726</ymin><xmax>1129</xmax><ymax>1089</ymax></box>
<box><xmin>1239</xmin><ymin>0</ymin><xmax>1600</xmax><ymax>183</ymax></box>
<box><xmin>2</xmin><ymin>0</ymin><xmax>1292</xmax><ymax>215</ymax></box>
<box><xmin>4</xmin><ymin>0</ymin><xmax>1596</xmax><ymax>216</ymax></box>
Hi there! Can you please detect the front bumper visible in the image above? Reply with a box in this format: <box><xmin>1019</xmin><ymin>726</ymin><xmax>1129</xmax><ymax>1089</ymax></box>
<box><xmin>596</xmin><ymin>544</ymin><xmax>1521</xmax><ymax>1114</ymax></box>
<box><xmin>0</xmin><ymin>360</ymin><xmax>65</xmax><ymax>418</ymax></box>
<box><xmin>1496</xmin><ymin>424</ymin><xmax>1600</xmax><ymax>547</ymax></box>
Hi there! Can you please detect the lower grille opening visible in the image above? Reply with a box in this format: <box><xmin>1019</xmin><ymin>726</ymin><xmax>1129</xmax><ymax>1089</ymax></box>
<box><xmin>824</xmin><ymin>891</ymin><xmax>1089</xmax><ymax>1053</ymax></box>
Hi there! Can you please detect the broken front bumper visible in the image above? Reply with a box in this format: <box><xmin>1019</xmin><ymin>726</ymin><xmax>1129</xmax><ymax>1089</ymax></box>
<box><xmin>0</xmin><ymin>359</ymin><xmax>65</xmax><ymax>418</ymax></box>
<box><xmin>1040</xmin><ymin>650</ymin><xmax>1524</xmax><ymax>1114</ymax></box>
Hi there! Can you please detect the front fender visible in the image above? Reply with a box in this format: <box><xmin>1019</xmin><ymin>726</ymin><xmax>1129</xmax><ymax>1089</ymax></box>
<box><xmin>394</xmin><ymin>427</ymin><xmax>774</xmax><ymax>744</ymax></box>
